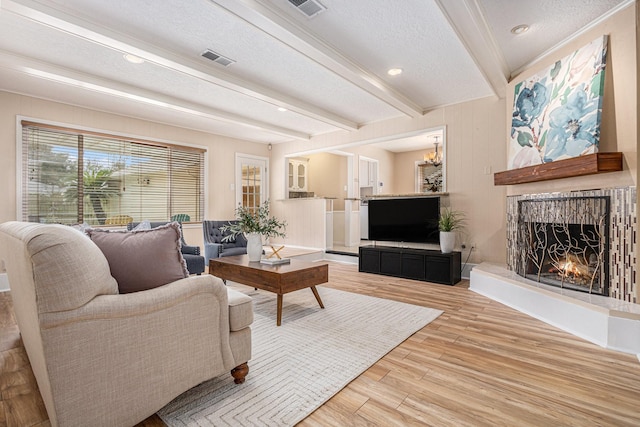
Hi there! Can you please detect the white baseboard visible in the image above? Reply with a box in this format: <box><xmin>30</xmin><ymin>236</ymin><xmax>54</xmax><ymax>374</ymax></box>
<box><xmin>0</xmin><ymin>273</ymin><xmax>9</xmax><ymax>292</ymax></box>
<box><xmin>461</xmin><ymin>262</ymin><xmax>476</xmax><ymax>280</ymax></box>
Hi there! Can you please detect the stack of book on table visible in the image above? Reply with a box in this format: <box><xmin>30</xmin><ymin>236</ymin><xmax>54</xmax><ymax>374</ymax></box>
<box><xmin>260</xmin><ymin>257</ymin><xmax>291</xmax><ymax>265</ymax></box>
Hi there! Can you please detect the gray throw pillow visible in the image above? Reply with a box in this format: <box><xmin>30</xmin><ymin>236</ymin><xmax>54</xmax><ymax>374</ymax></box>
<box><xmin>88</xmin><ymin>222</ymin><xmax>189</xmax><ymax>293</ymax></box>
<box><xmin>69</xmin><ymin>222</ymin><xmax>92</xmax><ymax>235</ymax></box>
<box><xmin>132</xmin><ymin>220</ymin><xmax>152</xmax><ymax>231</ymax></box>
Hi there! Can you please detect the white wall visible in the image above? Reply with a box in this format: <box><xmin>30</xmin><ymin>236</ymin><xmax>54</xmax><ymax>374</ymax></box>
<box><xmin>271</xmin><ymin>96</ymin><xmax>507</xmax><ymax>264</ymax></box>
<box><xmin>269</xmin><ymin>4</ymin><xmax>637</xmax><ymax>267</ymax></box>
<box><xmin>504</xmin><ymin>4</ymin><xmax>637</xmax><ymax>196</ymax></box>
<box><xmin>0</xmin><ymin>91</ymin><xmax>269</xmax><ymax>249</ymax></box>
<box><xmin>502</xmin><ymin>4</ymin><xmax>638</xmax><ymax>300</ymax></box>
<box><xmin>306</xmin><ymin>152</ymin><xmax>348</xmax><ymax>210</ymax></box>
<box><xmin>2</xmin><ymin>5</ymin><xmax>634</xmax><ymax>270</ymax></box>
<box><xmin>0</xmin><ymin>274</ymin><xmax>9</xmax><ymax>292</ymax></box>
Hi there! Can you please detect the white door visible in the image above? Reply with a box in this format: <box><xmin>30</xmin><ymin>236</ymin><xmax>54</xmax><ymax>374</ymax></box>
<box><xmin>235</xmin><ymin>154</ymin><xmax>268</xmax><ymax>211</ymax></box>
<box><xmin>369</xmin><ymin>161</ymin><xmax>379</xmax><ymax>191</ymax></box>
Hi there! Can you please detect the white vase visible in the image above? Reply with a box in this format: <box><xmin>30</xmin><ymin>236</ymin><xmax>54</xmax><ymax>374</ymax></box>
<box><xmin>440</xmin><ymin>231</ymin><xmax>456</xmax><ymax>253</ymax></box>
<box><xmin>246</xmin><ymin>233</ymin><xmax>263</xmax><ymax>262</ymax></box>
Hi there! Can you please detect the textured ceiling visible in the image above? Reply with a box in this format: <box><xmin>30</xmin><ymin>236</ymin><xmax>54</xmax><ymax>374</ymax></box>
<box><xmin>0</xmin><ymin>0</ymin><xmax>632</xmax><ymax>146</ymax></box>
<box><xmin>479</xmin><ymin>0</ymin><xmax>630</xmax><ymax>74</ymax></box>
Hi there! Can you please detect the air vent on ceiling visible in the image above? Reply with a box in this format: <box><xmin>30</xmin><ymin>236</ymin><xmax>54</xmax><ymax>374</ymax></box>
<box><xmin>201</xmin><ymin>49</ymin><xmax>235</xmax><ymax>67</ymax></box>
<box><xmin>287</xmin><ymin>0</ymin><xmax>326</xmax><ymax>18</ymax></box>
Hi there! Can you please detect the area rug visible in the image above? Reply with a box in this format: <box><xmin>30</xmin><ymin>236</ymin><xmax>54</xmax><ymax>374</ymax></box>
<box><xmin>158</xmin><ymin>285</ymin><xmax>443</xmax><ymax>426</ymax></box>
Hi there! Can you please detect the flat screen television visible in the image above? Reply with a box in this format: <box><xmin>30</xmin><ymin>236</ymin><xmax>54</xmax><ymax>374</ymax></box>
<box><xmin>368</xmin><ymin>197</ymin><xmax>440</xmax><ymax>244</ymax></box>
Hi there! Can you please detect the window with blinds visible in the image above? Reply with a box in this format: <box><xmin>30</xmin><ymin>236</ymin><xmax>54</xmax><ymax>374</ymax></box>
<box><xmin>21</xmin><ymin>121</ymin><xmax>205</xmax><ymax>225</ymax></box>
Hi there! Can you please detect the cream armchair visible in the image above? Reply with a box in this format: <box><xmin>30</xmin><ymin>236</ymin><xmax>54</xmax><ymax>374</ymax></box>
<box><xmin>0</xmin><ymin>221</ymin><xmax>253</xmax><ymax>427</ymax></box>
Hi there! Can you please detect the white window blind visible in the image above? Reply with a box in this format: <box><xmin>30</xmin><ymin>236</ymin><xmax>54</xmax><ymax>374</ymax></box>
<box><xmin>21</xmin><ymin>121</ymin><xmax>204</xmax><ymax>225</ymax></box>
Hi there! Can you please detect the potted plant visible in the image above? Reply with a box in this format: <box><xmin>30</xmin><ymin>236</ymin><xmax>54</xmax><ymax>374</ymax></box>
<box><xmin>221</xmin><ymin>200</ymin><xmax>286</xmax><ymax>261</ymax></box>
<box><xmin>438</xmin><ymin>207</ymin><xmax>464</xmax><ymax>253</ymax></box>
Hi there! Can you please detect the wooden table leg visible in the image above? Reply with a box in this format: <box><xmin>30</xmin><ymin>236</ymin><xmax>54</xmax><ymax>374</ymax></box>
<box><xmin>310</xmin><ymin>286</ymin><xmax>324</xmax><ymax>309</ymax></box>
<box><xmin>277</xmin><ymin>294</ymin><xmax>283</xmax><ymax>326</ymax></box>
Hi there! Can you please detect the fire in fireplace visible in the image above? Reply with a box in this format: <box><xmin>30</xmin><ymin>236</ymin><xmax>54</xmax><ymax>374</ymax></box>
<box><xmin>516</xmin><ymin>196</ymin><xmax>610</xmax><ymax>295</ymax></box>
<box><xmin>524</xmin><ymin>222</ymin><xmax>604</xmax><ymax>293</ymax></box>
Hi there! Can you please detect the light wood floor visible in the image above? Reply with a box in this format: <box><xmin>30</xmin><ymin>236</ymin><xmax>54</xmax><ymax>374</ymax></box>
<box><xmin>1</xmin><ymin>262</ymin><xmax>639</xmax><ymax>426</ymax></box>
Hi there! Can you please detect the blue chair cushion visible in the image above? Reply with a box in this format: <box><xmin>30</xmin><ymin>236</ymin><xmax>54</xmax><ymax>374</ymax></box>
<box><xmin>220</xmin><ymin>247</ymin><xmax>248</xmax><ymax>257</ymax></box>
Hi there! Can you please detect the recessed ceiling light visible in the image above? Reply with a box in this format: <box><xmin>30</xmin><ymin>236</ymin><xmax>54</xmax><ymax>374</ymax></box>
<box><xmin>510</xmin><ymin>24</ymin><xmax>529</xmax><ymax>35</ymax></box>
<box><xmin>123</xmin><ymin>54</ymin><xmax>144</xmax><ymax>64</ymax></box>
<box><xmin>387</xmin><ymin>68</ymin><xmax>403</xmax><ymax>76</ymax></box>
<box><xmin>277</xmin><ymin>107</ymin><xmax>288</xmax><ymax>112</ymax></box>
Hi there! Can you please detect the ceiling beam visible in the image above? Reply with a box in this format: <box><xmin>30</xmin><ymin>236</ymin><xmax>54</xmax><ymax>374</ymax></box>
<box><xmin>210</xmin><ymin>0</ymin><xmax>424</xmax><ymax>118</ymax></box>
<box><xmin>434</xmin><ymin>0</ymin><xmax>508</xmax><ymax>99</ymax></box>
<box><xmin>1</xmin><ymin>0</ymin><xmax>358</xmax><ymax>132</ymax></box>
<box><xmin>0</xmin><ymin>50</ymin><xmax>310</xmax><ymax>140</ymax></box>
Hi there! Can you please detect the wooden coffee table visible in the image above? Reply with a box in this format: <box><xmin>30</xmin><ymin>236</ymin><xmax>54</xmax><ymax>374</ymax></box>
<box><xmin>209</xmin><ymin>255</ymin><xmax>329</xmax><ymax>326</ymax></box>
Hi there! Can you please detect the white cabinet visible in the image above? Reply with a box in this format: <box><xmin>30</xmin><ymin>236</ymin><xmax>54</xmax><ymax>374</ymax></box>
<box><xmin>359</xmin><ymin>159</ymin><xmax>369</xmax><ymax>186</ymax></box>
<box><xmin>360</xmin><ymin>204</ymin><xmax>368</xmax><ymax>239</ymax></box>
<box><xmin>288</xmin><ymin>158</ymin><xmax>308</xmax><ymax>191</ymax></box>
<box><xmin>368</xmin><ymin>162</ymin><xmax>377</xmax><ymax>187</ymax></box>
<box><xmin>359</xmin><ymin>159</ymin><xmax>377</xmax><ymax>187</ymax></box>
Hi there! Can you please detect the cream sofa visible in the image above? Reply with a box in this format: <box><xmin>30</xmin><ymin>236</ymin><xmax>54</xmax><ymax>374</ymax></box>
<box><xmin>0</xmin><ymin>221</ymin><xmax>253</xmax><ymax>427</ymax></box>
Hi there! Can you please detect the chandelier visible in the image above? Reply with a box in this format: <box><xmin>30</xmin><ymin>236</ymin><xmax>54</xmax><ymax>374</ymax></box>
<box><xmin>423</xmin><ymin>136</ymin><xmax>443</xmax><ymax>166</ymax></box>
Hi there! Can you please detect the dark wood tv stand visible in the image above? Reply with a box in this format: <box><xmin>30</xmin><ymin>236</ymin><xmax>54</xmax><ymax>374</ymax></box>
<box><xmin>358</xmin><ymin>245</ymin><xmax>461</xmax><ymax>285</ymax></box>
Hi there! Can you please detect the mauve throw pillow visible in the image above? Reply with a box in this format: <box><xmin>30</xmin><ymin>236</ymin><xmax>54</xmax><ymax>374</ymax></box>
<box><xmin>88</xmin><ymin>222</ymin><xmax>189</xmax><ymax>293</ymax></box>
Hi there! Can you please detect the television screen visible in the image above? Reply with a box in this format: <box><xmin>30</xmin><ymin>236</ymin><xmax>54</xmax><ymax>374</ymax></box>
<box><xmin>368</xmin><ymin>197</ymin><xmax>440</xmax><ymax>244</ymax></box>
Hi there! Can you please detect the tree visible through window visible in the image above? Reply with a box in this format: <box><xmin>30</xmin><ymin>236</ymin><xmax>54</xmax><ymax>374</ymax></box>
<box><xmin>21</xmin><ymin>122</ymin><xmax>204</xmax><ymax>225</ymax></box>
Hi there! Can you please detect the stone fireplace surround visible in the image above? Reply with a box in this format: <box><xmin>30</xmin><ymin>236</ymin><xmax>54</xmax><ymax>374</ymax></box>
<box><xmin>470</xmin><ymin>187</ymin><xmax>640</xmax><ymax>356</ymax></box>
<box><xmin>508</xmin><ymin>187</ymin><xmax>636</xmax><ymax>302</ymax></box>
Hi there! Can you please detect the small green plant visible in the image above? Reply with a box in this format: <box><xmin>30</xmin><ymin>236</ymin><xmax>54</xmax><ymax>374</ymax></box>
<box><xmin>438</xmin><ymin>207</ymin><xmax>465</xmax><ymax>232</ymax></box>
<box><xmin>221</xmin><ymin>200</ymin><xmax>286</xmax><ymax>241</ymax></box>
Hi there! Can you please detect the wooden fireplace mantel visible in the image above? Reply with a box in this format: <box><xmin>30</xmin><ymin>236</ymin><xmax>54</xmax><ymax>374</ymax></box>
<box><xmin>493</xmin><ymin>152</ymin><xmax>623</xmax><ymax>185</ymax></box>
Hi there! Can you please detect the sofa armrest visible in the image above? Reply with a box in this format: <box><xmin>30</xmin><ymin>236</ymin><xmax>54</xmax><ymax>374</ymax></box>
<box><xmin>204</xmin><ymin>242</ymin><xmax>222</xmax><ymax>263</ymax></box>
<box><xmin>181</xmin><ymin>244</ymin><xmax>200</xmax><ymax>255</ymax></box>
<box><xmin>37</xmin><ymin>275</ymin><xmax>243</xmax><ymax>427</ymax></box>
<box><xmin>40</xmin><ymin>275</ymin><xmax>227</xmax><ymax>327</ymax></box>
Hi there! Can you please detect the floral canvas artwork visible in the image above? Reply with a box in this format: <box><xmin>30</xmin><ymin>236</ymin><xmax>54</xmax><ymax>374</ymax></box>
<box><xmin>509</xmin><ymin>36</ymin><xmax>608</xmax><ymax>170</ymax></box>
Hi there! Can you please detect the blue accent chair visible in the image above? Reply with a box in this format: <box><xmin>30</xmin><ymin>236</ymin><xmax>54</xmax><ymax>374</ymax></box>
<box><xmin>202</xmin><ymin>220</ymin><xmax>248</xmax><ymax>265</ymax></box>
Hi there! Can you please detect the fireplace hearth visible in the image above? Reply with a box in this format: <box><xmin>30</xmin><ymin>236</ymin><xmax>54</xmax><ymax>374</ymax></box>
<box><xmin>516</xmin><ymin>196</ymin><xmax>609</xmax><ymax>296</ymax></box>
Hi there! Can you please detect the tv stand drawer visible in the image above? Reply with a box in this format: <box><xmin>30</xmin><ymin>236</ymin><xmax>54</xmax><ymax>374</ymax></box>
<box><xmin>358</xmin><ymin>246</ymin><xmax>461</xmax><ymax>285</ymax></box>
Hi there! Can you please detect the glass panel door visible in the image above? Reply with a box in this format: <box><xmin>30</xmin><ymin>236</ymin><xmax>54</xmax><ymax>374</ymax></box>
<box><xmin>235</xmin><ymin>154</ymin><xmax>268</xmax><ymax>212</ymax></box>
